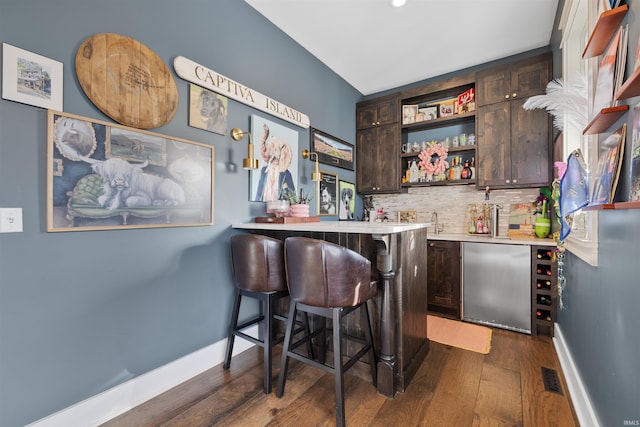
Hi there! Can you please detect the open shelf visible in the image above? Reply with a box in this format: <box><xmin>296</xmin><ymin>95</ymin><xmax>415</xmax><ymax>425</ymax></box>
<box><xmin>583</xmin><ymin>105</ymin><xmax>628</xmax><ymax>135</ymax></box>
<box><xmin>584</xmin><ymin>201</ymin><xmax>640</xmax><ymax>210</ymax></box>
<box><xmin>615</xmin><ymin>66</ymin><xmax>640</xmax><ymax>101</ymax></box>
<box><xmin>582</xmin><ymin>5</ymin><xmax>628</xmax><ymax>59</ymax></box>
<box><xmin>401</xmin><ymin>111</ymin><xmax>475</xmax><ymax>131</ymax></box>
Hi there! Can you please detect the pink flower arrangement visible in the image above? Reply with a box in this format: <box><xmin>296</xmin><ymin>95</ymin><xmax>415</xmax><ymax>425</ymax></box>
<box><xmin>418</xmin><ymin>142</ymin><xmax>449</xmax><ymax>176</ymax></box>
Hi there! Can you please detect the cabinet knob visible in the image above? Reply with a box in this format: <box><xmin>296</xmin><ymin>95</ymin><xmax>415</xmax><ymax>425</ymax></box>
<box><xmin>512</xmin><ymin>92</ymin><xmax>517</xmax><ymax>98</ymax></box>
<box><xmin>505</xmin><ymin>94</ymin><xmax>510</xmax><ymax>99</ymax></box>
<box><xmin>429</xmin><ymin>243</ymin><xmax>435</xmax><ymax>247</ymax></box>
<box><xmin>376</xmin><ymin>121</ymin><xmax>381</xmax><ymax>125</ymax></box>
<box><xmin>513</xmin><ymin>179</ymin><xmax>518</xmax><ymax>183</ymax></box>
<box><xmin>371</xmin><ymin>122</ymin><xmax>376</xmax><ymax>126</ymax></box>
<box><xmin>505</xmin><ymin>179</ymin><xmax>510</xmax><ymax>184</ymax></box>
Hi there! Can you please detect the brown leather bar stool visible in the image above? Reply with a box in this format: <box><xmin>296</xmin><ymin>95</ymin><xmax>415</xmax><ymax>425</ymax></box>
<box><xmin>224</xmin><ymin>233</ymin><xmax>311</xmax><ymax>394</ymax></box>
<box><xmin>277</xmin><ymin>237</ymin><xmax>377</xmax><ymax>427</ymax></box>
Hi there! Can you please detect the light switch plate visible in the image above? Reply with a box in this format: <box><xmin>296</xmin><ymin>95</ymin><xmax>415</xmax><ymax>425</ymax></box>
<box><xmin>0</xmin><ymin>208</ymin><xmax>23</xmax><ymax>233</ymax></box>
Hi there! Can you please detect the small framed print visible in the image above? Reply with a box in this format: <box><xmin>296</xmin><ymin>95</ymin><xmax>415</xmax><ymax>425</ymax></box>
<box><xmin>2</xmin><ymin>43</ymin><xmax>63</xmax><ymax>110</ymax></box>
<box><xmin>398</xmin><ymin>210</ymin><xmax>417</xmax><ymax>223</ymax></box>
<box><xmin>317</xmin><ymin>171</ymin><xmax>338</xmax><ymax>216</ymax></box>
<box><xmin>338</xmin><ymin>180</ymin><xmax>355</xmax><ymax>220</ymax></box>
<box><xmin>402</xmin><ymin>105</ymin><xmax>418</xmax><ymax>124</ymax></box>
<box><xmin>439</xmin><ymin>103</ymin><xmax>454</xmax><ymax>118</ymax></box>
<box><xmin>420</xmin><ymin>105</ymin><xmax>439</xmax><ymax>121</ymax></box>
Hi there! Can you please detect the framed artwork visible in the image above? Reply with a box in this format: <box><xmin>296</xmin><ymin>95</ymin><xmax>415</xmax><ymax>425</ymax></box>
<box><xmin>338</xmin><ymin>180</ymin><xmax>355</xmax><ymax>220</ymax></box>
<box><xmin>47</xmin><ymin>110</ymin><xmax>214</xmax><ymax>232</ymax></box>
<box><xmin>310</xmin><ymin>128</ymin><xmax>354</xmax><ymax>170</ymax></box>
<box><xmin>402</xmin><ymin>105</ymin><xmax>418</xmax><ymax>124</ymax></box>
<box><xmin>398</xmin><ymin>210</ymin><xmax>417</xmax><ymax>223</ymax></box>
<box><xmin>630</xmin><ymin>103</ymin><xmax>640</xmax><ymax>201</ymax></box>
<box><xmin>2</xmin><ymin>43</ymin><xmax>63</xmax><ymax>110</ymax></box>
<box><xmin>419</xmin><ymin>105</ymin><xmax>438</xmax><ymax>121</ymax></box>
<box><xmin>250</xmin><ymin>115</ymin><xmax>299</xmax><ymax>202</ymax></box>
<box><xmin>590</xmin><ymin>124</ymin><xmax>626</xmax><ymax>206</ymax></box>
<box><xmin>317</xmin><ymin>171</ymin><xmax>338</xmax><ymax>216</ymax></box>
<box><xmin>189</xmin><ymin>83</ymin><xmax>227</xmax><ymax>135</ymax></box>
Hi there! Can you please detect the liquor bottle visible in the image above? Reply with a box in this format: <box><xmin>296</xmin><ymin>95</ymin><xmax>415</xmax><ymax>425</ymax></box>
<box><xmin>448</xmin><ymin>157</ymin><xmax>456</xmax><ymax>180</ymax></box>
<box><xmin>454</xmin><ymin>156</ymin><xmax>462</xmax><ymax>180</ymax></box>
<box><xmin>461</xmin><ymin>160</ymin><xmax>472</xmax><ymax>179</ymax></box>
<box><xmin>409</xmin><ymin>160</ymin><xmax>419</xmax><ymax>183</ymax></box>
<box><xmin>470</xmin><ymin>156</ymin><xmax>475</xmax><ymax>179</ymax></box>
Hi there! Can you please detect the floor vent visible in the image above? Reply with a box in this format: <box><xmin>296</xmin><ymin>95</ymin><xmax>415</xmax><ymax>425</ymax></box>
<box><xmin>541</xmin><ymin>367</ymin><xmax>563</xmax><ymax>395</ymax></box>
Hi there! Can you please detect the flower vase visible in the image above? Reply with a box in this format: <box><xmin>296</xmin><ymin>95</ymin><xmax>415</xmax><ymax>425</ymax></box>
<box><xmin>427</xmin><ymin>173</ymin><xmax>433</xmax><ymax>182</ymax></box>
<box><xmin>290</xmin><ymin>204</ymin><xmax>310</xmax><ymax>218</ymax></box>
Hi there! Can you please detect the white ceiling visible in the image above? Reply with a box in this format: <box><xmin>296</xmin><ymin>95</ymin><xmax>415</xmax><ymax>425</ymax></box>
<box><xmin>245</xmin><ymin>0</ymin><xmax>559</xmax><ymax>96</ymax></box>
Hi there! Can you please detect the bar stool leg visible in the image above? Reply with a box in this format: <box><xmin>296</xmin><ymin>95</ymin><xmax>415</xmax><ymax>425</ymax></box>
<box><xmin>276</xmin><ymin>300</ymin><xmax>297</xmax><ymax>398</ymax></box>
<box><xmin>333</xmin><ymin>308</ymin><xmax>346</xmax><ymax>427</ymax></box>
<box><xmin>263</xmin><ymin>293</ymin><xmax>274</xmax><ymax>394</ymax></box>
<box><xmin>363</xmin><ymin>301</ymin><xmax>377</xmax><ymax>386</ymax></box>
<box><xmin>223</xmin><ymin>288</ymin><xmax>242</xmax><ymax>370</ymax></box>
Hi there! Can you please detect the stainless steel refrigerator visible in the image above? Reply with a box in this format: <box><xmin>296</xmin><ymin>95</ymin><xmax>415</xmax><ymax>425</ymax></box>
<box><xmin>462</xmin><ymin>242</ymin><xmax>531</xmax><ymax>333</ymax></box>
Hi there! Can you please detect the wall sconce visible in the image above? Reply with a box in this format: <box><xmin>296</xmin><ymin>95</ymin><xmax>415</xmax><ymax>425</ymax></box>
<box><xmin>230</xmin><ymin>128</ymin><xmax>258</xmax><ymax>170</ymax></box>
<box><xmin>301</xmin><ymin>149</ymin><xmax>321</xmax><ymax>182</ymax></box>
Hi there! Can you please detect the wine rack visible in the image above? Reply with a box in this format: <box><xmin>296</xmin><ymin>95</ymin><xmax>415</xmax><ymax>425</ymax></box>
<box><xmin>531</xmin><ymin>245</ymin><xmax>558</xmax><ymax>336</ymax></box>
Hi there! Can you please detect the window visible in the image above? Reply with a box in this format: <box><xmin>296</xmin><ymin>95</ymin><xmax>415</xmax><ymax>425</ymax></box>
<box><xmin>558</xmin><ymin>0</ymin><xmax>600</xmax><ymax>266</ymax></box>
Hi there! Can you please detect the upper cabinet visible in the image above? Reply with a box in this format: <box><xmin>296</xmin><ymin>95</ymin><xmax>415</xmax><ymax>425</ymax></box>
<box><xmin>476</xmin><ymin>53</ymin><xmax>552</xmax><ymax>107</ymax></box>
<box><xmin>356</xmin><ymin>94</ymin><xmax>402</xmax><ymax>194</ymax></box>
<box><xmin>357</xmin><ymin>96</ymin><xmax>398</xmax><ymax>130</ymax></box>
<box><xmin>476</xmin><ymin>52</ymin><xmax>553</xmax><ymax>189</ymax></box>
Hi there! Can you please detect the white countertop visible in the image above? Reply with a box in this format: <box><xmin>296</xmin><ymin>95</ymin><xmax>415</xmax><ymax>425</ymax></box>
<box><xmin>428</xmin><ymin>232</ymin><xmax>557</xmax><ymax>246</ymax></box>
<box><xmin>231</xmin><ymin>221</ymin><xmax>557</xmax><ymax>246</ymax></box>
<box><xmin>232</xmin><ymin>220</ymin><xmax>431</xmax><ymax>234</ymax></box>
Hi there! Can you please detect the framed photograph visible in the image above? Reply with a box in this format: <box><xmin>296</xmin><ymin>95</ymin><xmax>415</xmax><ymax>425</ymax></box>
<box><xmin>419</xmin><ymin>105</ymin><xmax>438</xmax><ymax>121</ymax></box>
<box><xmin>590</xmin><ymin>123</ymin><xmax>626</xmax><ymax>206</ymax></box>
<box><xmin>250</xmin><ymin>115</ymin><xmax>299</xmax><ymax>202</ymax></box>
<box><xmin>630</xmin><ymin>103</ymin><xmax>640</xmax><ymax>201</ymax></box>
<box><xmin>2</xmin><ymin>43</ymin><xmax>63</xmax><ymax>110</ymax></box>
<box><xmin>189</xmin><ymin>84</ymin><xmax>228</xmax><ymax>135</ymax></box>
<box><xmin>398</xmin><ymin>210</ymin><xmax>417</xmax><ymax>223</ymax></box>
<box><xmin>402</xmin><ymin>105</ymin><xmax>418</xmax><ymax>124</ymax></box>
<box><xmin>47</xmin><ymin>110</ymin><xmax>214</xmax><ymax>232</ymax></box>
<box><xmin>338</xmin><ymin>180</ymin><xmax>355</xmax><ymax>220</ymax></box>
<box><xmin>317</xmin><ymin>171</ymin><xmax>338</xmax><ymax>216</ymax></box>
<box><xmin>439</xmin><ymin>103</ymin><xmax>454</xmax><ymax>118</ymax></box>
<box><xmin>310</xmin><ymin>127</ymin><xmax>354</xmax><ymax>170</ymax></box>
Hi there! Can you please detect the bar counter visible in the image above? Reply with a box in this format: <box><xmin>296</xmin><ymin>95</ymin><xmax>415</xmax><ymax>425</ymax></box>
<box><xmin>232</xmin><ymin>220</ymin><xmax>431</xmax><ymax>397</ymax></box>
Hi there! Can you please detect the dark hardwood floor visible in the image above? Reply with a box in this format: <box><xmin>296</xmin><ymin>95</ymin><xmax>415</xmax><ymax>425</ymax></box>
<box><xmin>102</xmin><ymin>328</ymin><xmax>577</xmax><ymax>426</ymax></box>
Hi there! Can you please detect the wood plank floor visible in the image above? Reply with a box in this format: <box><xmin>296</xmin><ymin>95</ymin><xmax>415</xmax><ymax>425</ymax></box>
<box><xmin>102</xmin><ymin>328</ymin><xmax>577</xmax><ymax>427</ymax></box>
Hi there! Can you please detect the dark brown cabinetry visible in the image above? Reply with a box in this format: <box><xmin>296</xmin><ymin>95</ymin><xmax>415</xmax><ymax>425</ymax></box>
<box><xmin>476</xmin><ymin>53</ymin><xmax>553</xmax><ymax>189</ymax></box>
<box><xmin>356</xmin><ymin>94</ymin><xmax>401</xmax><ymax>194</ymax></box>
<box><xmin>531</xmin><ymin>245</ymin><xmax>557</xmax><ymax>336</ymax></box>
<box><xmin>427</xmin><ymin>240</ymin><xmax>461</xmax><ymax>318</ymax></box>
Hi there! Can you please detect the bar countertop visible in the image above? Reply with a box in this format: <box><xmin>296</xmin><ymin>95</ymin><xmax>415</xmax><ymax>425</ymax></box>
<box><xmin>232</xmin><ymin>220</ymin><xmax>431</xmax><ymax>234</ymax></box>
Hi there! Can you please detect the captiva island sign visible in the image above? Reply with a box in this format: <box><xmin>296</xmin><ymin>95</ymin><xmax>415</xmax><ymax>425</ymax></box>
<box><xmin>173</xmin><ymin>56</ymin><xmax>310</xmax><ymax>128</ymax></box>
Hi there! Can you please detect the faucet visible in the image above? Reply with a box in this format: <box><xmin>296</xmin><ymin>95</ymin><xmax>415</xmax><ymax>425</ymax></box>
<box><xmin>431</xmin><ymin>211</ymin><xmax>439</xmax><ymax>235</ymax></box>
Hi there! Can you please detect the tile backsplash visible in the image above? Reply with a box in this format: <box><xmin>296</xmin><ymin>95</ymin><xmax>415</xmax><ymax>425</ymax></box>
<box><xmin>371</xmin><ymin>185</ymin><xmax>541</xmax><ymax>237</ymax></box>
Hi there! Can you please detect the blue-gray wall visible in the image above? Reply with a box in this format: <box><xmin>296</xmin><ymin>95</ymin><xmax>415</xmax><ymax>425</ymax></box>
<box><xmin>0</xmin><ymin>1</ymin><xmax>360</xmax><ymax>425</ymax></box>
<box><xmin>549</xmin><ymin>1</ymin><xmax>640</xmax><ymax>426</ymax></box>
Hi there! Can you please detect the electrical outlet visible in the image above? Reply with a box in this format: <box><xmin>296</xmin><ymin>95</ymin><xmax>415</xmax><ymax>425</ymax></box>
<box><xmin>0</xmin><ymin>208</ymin><xmax>23</xmax><ymax>233</ymax></box>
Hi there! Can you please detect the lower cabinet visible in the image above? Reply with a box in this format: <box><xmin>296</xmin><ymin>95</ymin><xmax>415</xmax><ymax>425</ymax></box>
<box><xmin>427</xmin><ymin>240</ymin><xmax>461</xmax><ymax>318</ymax></box>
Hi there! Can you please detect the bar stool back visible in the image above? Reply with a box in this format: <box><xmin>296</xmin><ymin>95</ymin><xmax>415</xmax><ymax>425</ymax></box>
<box><xmin>277</xmin><ymin>237</ymin><xmax>377</xmax><ymax>427</ymax></box>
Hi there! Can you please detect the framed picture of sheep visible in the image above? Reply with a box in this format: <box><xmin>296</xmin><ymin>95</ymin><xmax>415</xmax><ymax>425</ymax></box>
<box><xmin>46</xmin><ymin>110</ymin><xmax>214</xmax><ymax>232</ymax></box>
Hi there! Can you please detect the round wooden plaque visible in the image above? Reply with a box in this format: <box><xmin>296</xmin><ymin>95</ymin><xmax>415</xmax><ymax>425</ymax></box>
<box><xmin>75</xmin><ymin>33</ymin><xmax>178</xmax><ymax>129</ymax></box>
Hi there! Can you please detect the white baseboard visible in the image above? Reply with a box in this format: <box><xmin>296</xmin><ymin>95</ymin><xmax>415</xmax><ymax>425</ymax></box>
<box><xmin>26</xmin><ymin>326</ymin><xmax>259</xmax><ymax>427</ymax></box>
<box><xmin>553</xmin><ymin>323</ymin><xmax>600</xmax><ymax>427</ymax></box>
